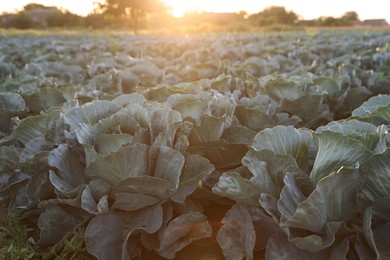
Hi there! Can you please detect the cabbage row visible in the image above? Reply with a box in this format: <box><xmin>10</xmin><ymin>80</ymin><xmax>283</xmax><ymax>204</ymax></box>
<box><xmin>1</xmin><ymin>30</ymin><xmax>390</xmax><ymax>259</ymax></box>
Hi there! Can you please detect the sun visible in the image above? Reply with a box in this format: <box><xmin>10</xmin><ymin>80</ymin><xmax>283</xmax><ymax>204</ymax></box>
<box><xmin>162</xmin><ymin>0</ymin><xmax>201</xmax><ymax>17</ymax></box>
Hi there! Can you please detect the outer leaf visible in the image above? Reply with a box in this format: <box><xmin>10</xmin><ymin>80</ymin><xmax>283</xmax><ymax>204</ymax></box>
<box><xmin>222</xmin><ymin>125</ymin><xmax>257</xmax><ymax>145</ymax></box>
<box><xmin>167</xmin><ymin>94</ymin><xmax>207</xmax><ymax>121</ymax></box>
<box><xmin>359</xmin><ymin>149</ymin><xmax>390</xmax><ymax>206</ymax></box>
<box><xmin>153</xmin><ymin>146</ymin><xmax>185</xmax><ymax>189</ymax></box>
<box><xmin>95</xmin><ymin>134</ymin><xmax>133</xmax><ymax>156</ymax></box>
<box><xmin>310</xmin><ymin>131</ymin><xmax>372</xmax><ymax>183</ymax></box>
<box><xmin>235</xmin><ymin>104</ymin><xmax>275</xmax><ymax>131</ymax></box>
<box><xmin>64</xmin><ymin>100</ymin><xmax>122</xmax><ymax>131</ymax></box>
<box><xmin>0</xmin><ymin>146</ymin><xmax>22</xmax><ymax>181</ymax></box>
<box><xmin>316</xmin><ymin>119</ymin><xmax>382</xmax><ymax>152</ymax></box>
<box><xmin>11</xmin><ymin>110</ymin><xmax>60</xmax><ymax>145</ymax></box>
<box><xmin>48</xmin><ymin>144</ymin><xmax>89</xmax><ymax>194</ymax></box>
<box><xmin>86</xmin><ymin>144</ymin><xmax>149</xmax><ymax>186</ymax></box>
<box><xmin>278</xmin><ymin>93</ymin><xmax>332</xmax><ymax>128</ymax></box>
<box><xmin>213</xmin><ymin>171</ymin><xmax>262</xmax><ymax>205</ymax></box>
<box><xmin>278</xmin><ymin>172</ymin><xmax>314</xmax><ymax>223</ymax></box>
<box><xmin>187</xmin><ymin>139</ymin><xmax>248</xmax><ymax>169</ymax></box>
<box><xmin>75</xmin><ymin>113</ymin><xmax>142</xmax><ymax>145</ymax></box>
<box><xmin>38</xmin><ymin>205</ymin><xmax>90</xmax><ymax>247</ymax></box>
<box><xmin>111</xmin><ymin>176</ymin><xmax>172</xmax><ymax>211</ymax></box>
<box><xmin>158</xmin><ymin>212</ymin><xmax>212</xmax><ymax>259</ymax></box>
<box><xmin>81</xmin><ymin>185</ymin><xmax>108</xmax><ymax>214</ymax></box>
<box><xmin>112</xmin><ymin>93</ymin><xmax>146</xmax><ymax>107</ymax></box>
<box><xmin>0</xmin><ymin>92</ymin><xmax>27</xmax><ymax>132</ymax></box>
<box><xmin>363</xmin><ymin>104</ymin><xmax>390</xmax><ymax>124</ymax></box>
<box><xmin>352</xmin><ymin>94</ymin><xmax>390</xmax><ymax>117</ymax></box>
<box><xmin>113</xmin><ymin>193</ymin><xmax>160</xmax><ymax>211</ymax></box>
<box><xmin>367</xmin><ymin>199</ymin><xmax>390</xmax><ymax>259</ymax></box>
<box><xmin>189</xmin><ymin>115</ymin><xmax>225</xmax><ymax>144</ymax></box>
<box><xmin>288</xmin><ymin>222</ymin><xmax>344</xmax><ymax>253</ymax></box>
<box><xmin>151</xmin><ymin>108</ymin><xmax>182</xmax><ymax>138</ymax></box>
<box><xmin>243</xmin><ymin>149</ymin><xmax>305</xmax><ymax>196</ymax></box>
<box><xmin>171</xmin><ymin>154</ymin><xmax>214</xmax><ymax>203</ymax></box>
<box><xmin>316</xmin><ymin>119</ymin><xmax>377</xmax><ymax>135</ymax></box>
<box><xmin>217</xmin><ymin>203</ymin><xmax>256</xmax><ymax>260</ymax></box>
<box><xmin>252</xmin><ymin>125</ymin><xmax>312</xmax><ymax>169</ymax></box>
<box><xmin>338</xmin><ymin>86</ymin><xmax>372</xmax><ymax>114</ymax></box>
<box><xmin>265</xmin><ymin>231</ymin><xmax>328</xmax><ymax>260</ymax></box>
<box><xmin>264</xmin><ymin>79</ymin><xmax>304</xmax><ymax>101</ymax></box>
<box><xmin>286</xmin><ymin>166</ymin><xmax>363</xmax><ymax>234</ymax></box>
<box><xmin>86</xmin><ymin>206</ymin><xmax>163</xmax><ymax>260</ymax></box>
<box><xmin>20</xmin><ymin>137</ymin><xmax>54</xmax><ymax>161</ymax></box>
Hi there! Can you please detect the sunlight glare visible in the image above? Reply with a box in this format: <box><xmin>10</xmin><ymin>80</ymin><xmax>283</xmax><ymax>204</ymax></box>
<box><xmin>163</xmin><ymin>0</ymin><xmax>201</xmax><ymax>17</ymax></box>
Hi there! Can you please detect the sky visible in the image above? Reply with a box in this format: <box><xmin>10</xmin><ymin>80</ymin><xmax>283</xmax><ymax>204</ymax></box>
<box><xmin>0</xmin><ymin>0</ymin><xmax>388</xmax><ymax>22</ymax></box>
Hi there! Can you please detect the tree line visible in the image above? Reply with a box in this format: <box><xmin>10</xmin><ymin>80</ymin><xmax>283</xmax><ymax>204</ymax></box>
<box><xmin>0</xmin><ymin>1</ymin><xmax>365</xmax><ymax>33</ymax></box>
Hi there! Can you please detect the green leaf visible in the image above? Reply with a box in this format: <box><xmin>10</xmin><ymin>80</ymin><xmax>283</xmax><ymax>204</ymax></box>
<box><xmin>86</xmin><ymin>144</ymin><xmax>149</xmax><ymax>186</ymax></box>
<box><xmin>352</xmin><ymin>94</ymin><xmax>390</xmax><ymax>117</ymax></box>
<box><xmin>279</xmin><ymin>93</ymin><xmax>332</xmax><ymax>128</ymax></box>
<box><xmin>167</xmin><ymin>94</ymin><xmax>207</xmax><ymax>121</ymax></box>
<box><xmin>316</xmin><ymin>119</ymin><xmax>378</xmax><ymax>135</ymax></box>
<box><xmin>189</xmin><ymin>115</ymin><xmax>225</xmax><ymax>144</ymax></box>
<box><xmin>151</xmin><ymin>108</ymin><xmax>182</xmax><ymax>138</ymax></box>
<box><xmin>310</xmin><ymin>131</ymin><xmax>373</xmax><ymax>183</ymax></box>
<box><xmin>278</xmin><ymin>172</ymin><xmax>314</xmax><ymax>223</ymax></box>
<box><xmin>0</xmin><ymin>92</ymin><xmax>27</xmax><ymax>132</ymax></box>
<box><xmin>252</xmin><ymin>125</ymin><xmax>312</xmax><ymax>170</ymax></box>
<box><xmin>37</xmin><ymin>87</ymin><xmax>66</xmax><ymax>111</ymax></box>
<box><xmin>265</xmin><ymin>231</ymin><xmax>328</xmax><ymax>259</ymax></box>
<box><xmin>222</xmin><ymin>125</ymin><xmax>257</xmax><ymax>145</ymax></box>
<box><xmin>339</xmin><ymin>86</ymin><xmax>372</xmax><ymax>114</ymax></box>
<box><xmin>146</xmin><ymin>81</ymin><xmax>204</xmax><ymax>103</ymax></box>
<box><xmin>11</xmin><ymin>110</ymin><xmax>60</xmax><ymax>145</ymax></box>
<box><xmin>0</xmin><ymin>146</ymin><xmax>22</xmax><ymax>177</ymax></box>
<box><xmin>38</xmin><ymin>205</ymin><xmax>90</xmax><ymax>247</ymax></box>
<box><xmin>64</xmin><ymin>100</ymin><xmax>122</xmax><ymax>131</ymax></box>
<box><xmin>86</xmin><ymin>206</ymin><xmax>163</xmax><ymax>260</ymax></box>
<box><xmin>75</xmin><ymin>112</ymin><xmax>143</xmax><ymax>145</ymax></box>
<box><xmin>157</xmin><ymin>212</ymin><xmax>212</xmax><ymax>259</ymax></box>
<box><xmin>286</xmin><ymin>166</ymin><xmax>363</xmax><ymax>234</ymax></box>
<box><xmin>235</xmin><ymin>104</ymin><xmax>275</xmax><ymax>131</ymax></box>
<box><xmin>213</xmin><ymin>170</ymin><xmax>262</xmax><ymax>205</ymax></box>
<box><xmin>95</xmin><ymin>134</ymin><xmax>133</xmax><ymax>156</ymax></box>
<box><xmin>48</xmin><ymin>144</ymin><xmax>89</xmax><ymax>195</ymax></box>
<box><xmin>264</xmin><ymin>79</ymin><xmax>304</xmax><ymax>102</ymax></box>
<box><xmin>363</xmin><ymin>202</ymin><xmax>390</xmax><ymax>260</ymax></box>
<box><xmin>111</xmin><ymin>176</ymin><xmax>172</xmax><ymax>211</ymax></box>
<box><xmin>217</xmin><ymin>204</ymin><xmax>256</xmax><ymax>260</ymax></box>
<box><xmin>243</xmin><ymin>149</ymin><xmax>305</xmax><ymax>196</ymax></box>
<box><xmin>187</xmin><ymin>139</ymin><xmax>248</xmax><ymax>169</ymax></box>
<box><xmin>171</xmin><ymin>154</ymin><xmax>214</xmax><ymax>203</ymax></box>
<box><xmin>153</xmin><ymin>146</ymin><xmax>185</xmax><ymax>189</ymax></box>
<box><xmin>316</xmin><ymin>119</ymin><xmax>384</xmax><ymax>152</ymax></box>
<box><xmin>359</xmin><ymin>149</ymin><xmax>390</xmax><ymax>206</ymax></box>
<box><xmin>112</xmin><ymin>93</ymin><xmax>146</xmax><ymax>107</ymax></box>
<box><xmin>362</xmin><ymin>104</ymin><xmax>390</xmax><ymax>124</ymax></box>
<box><xmin>81</xmin><ymin>186</ymin><xmax>108</xmax><ymax>214</ymax></box>
<box><xmin>20</xmin><ymin>137</ymin><xmax>54</xmax><ymax>162</ymax></box>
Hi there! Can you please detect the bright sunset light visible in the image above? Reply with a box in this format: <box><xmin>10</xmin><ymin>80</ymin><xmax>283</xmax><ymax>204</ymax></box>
<box><xmin>163</xmin><ymin>0</ymin><xmax>200</xmax><ymax>17</ymax></box>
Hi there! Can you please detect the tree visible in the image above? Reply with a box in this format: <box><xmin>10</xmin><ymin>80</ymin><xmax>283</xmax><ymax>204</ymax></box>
<box><xmin>249</xmin><ymin>6</ymin><xmax>298</xmax><ymax>26</ymax></box>
<box><xmin>23</xmin><ymin>3</ymin><xmax>56</xmax><ymax>11</ymax></box>
<box><xmin>99</xmin><ymin>0</ymin><xmax>168</xmax><ymax>34</ymax></box>
<box><xmin>341</xmin><ymin>11</ymin><xmax>359</xmax><ymax>25</ymax></box>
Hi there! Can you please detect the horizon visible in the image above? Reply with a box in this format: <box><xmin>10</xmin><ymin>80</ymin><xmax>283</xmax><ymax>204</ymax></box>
<box><xmin>0</xmin><ymin>0</ymin><xmax>389</xmax><ymax>23</ymax></box>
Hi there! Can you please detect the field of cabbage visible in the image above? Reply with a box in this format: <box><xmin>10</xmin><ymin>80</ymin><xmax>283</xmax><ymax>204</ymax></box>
<box><xmin>1</xmin><ymin>30</ymin><xmax>390</xmax><ymax>259</ymax></box>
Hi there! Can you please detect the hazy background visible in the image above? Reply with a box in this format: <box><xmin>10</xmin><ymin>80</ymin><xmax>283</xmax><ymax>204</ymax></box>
<box><xmin>0</xmin><ymin>0</ymin><xmax>389</xmax><ymax>22</ymax></box>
